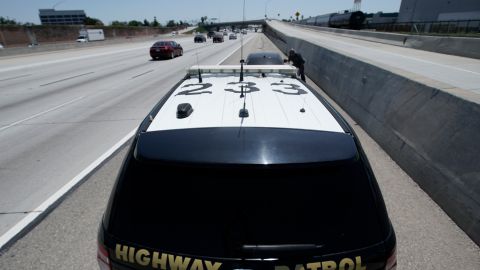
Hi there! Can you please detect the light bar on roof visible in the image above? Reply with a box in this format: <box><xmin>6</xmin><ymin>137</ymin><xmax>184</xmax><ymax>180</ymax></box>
<box><xmin>187</xmin><ymin>65</ymin><xmax>298</xmax><ymax>76</ymax></box>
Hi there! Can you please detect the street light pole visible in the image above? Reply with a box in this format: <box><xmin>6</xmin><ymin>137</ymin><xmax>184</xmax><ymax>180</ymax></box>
<box><xmin>264</xmin><ymin>0</ymin><xmax>272</xmax><ymax>19</ymax></box>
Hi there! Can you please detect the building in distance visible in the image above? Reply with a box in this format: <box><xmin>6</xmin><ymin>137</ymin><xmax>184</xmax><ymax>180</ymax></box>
<box><xmin>39</xmin><ymin>9</ymin><xmax>86</xmax><ymax>25</ymax></box>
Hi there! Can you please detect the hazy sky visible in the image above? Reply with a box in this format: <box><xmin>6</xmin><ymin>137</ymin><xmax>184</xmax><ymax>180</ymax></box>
<box><xmin>1</xmin><ymin>0</ymin><xmax>402</xmax><ymax>25</ymax></box>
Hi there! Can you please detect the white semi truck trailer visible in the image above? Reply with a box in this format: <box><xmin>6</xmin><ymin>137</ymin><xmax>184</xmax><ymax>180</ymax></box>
<box><xmin>77</xmin><ymin>29</ymin><xmax>105</xmax><ymax>42</ymax></box>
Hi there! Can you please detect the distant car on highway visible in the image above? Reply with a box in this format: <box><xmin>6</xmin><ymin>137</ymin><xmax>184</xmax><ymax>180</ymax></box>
<box><xmin>76</xmin><ymin>35</ymin><xmax>88</xmax><ymax>43</ymax></box>
<box><xmin>223</xmin><ymin>31</ymin><xmax>228</xmax><ymax>36</ymax></box>
<box><xmin>194</xmin><ymin>34</ymin><xmax>206</xmax><ymax>43</ymax></box>
<box><xmin>213</xmin><ymin>33</ymin><xmax>224</xmax><ymax>43</ymax></box>
<box><xmin>245</xmin><ymin>52</ymin><xmax>285</xmax><ymax>65</ymax></box>
<box><xmin>207</xmin><ymin>31</ymin><xmax>215</xmax><ymax>38</ymax></box>
<box><xmin>149</xmin><ymin>41</ymin><xmax>183</xmax><ymax>60</ymax></box>
<box><xmin>229</xmin><ymin>33</ymin><xmax>237</xmax><ymax>40</ymax></box>
<box><xmin>97</xmin><ymin>64</ymin><xmax>397</xmax><ymax>270</ymax></box>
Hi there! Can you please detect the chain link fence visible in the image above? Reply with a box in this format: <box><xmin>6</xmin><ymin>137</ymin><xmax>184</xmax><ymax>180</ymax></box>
<box><xmin>366</xmin><ymin>20</ymin><xmax>480</xmax><ymax>37</ymax></box>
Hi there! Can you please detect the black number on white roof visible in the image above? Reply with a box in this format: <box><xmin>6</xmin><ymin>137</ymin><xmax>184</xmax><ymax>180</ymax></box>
<box><xmin>224</xmin><ymin>82</ymin><xmax>260</xmax><ymax>94</ymax></box>
<box><xmin>175</xmin><ymin>83</ymin><xmax>213</xmax><ymax>96</ymax></box>
<box><xmin>271</xmin><ymin>83</ymin><xmax>307</xmax><ymax>95</ymax></box>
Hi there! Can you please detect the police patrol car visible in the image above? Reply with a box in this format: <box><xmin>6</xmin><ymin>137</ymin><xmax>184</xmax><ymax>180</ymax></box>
<box><xmin>97</xmin><ymin>63</ymin><xmax>397</xmax><ymax>270</ymax></box>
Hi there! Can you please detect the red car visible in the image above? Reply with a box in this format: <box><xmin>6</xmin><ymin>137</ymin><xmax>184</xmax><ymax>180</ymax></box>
<box><xmin>149</xmin><ymin>41</ymin><xmax>183</xmax><ymax>60</ymax></box>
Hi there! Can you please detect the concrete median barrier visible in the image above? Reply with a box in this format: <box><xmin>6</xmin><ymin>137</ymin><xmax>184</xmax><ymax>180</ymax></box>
<box><xmin>265</xmin><ymin>24</ymin><xmax>480</xmax><ymax>245</ymax></box>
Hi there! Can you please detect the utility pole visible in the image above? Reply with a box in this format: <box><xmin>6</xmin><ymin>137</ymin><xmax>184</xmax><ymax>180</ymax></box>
<box><xmin>353</xmin><ymin>0</ymin><xmax>362</xmax><ymax>12</ymax></box>
<box><xmin>264</xmin><ymin>0</ymin><xmax>272</xmax><ymax>19</ymax></box>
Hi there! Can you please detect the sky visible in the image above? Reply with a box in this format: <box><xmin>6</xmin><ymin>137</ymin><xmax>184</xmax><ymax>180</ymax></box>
<box><xmin>0</xmin><ymin>0</ymin><xmax>402</xmax><ymax>25</ymax></box>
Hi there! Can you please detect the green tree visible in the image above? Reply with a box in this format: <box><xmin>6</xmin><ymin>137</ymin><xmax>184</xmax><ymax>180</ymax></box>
<box><xmin>143</xmin><ymin>19</ymin><xmax>150</xmax><ymax>26</ymax></box>
<box><xmin>152</xmin><ymin>16</ymin><xmax>159</xmax><ymax>27</ymax></box>
<box><xmin>128</xmin><ymin>20</ymin><xmax>142</xmax><ymax>27</ymax></box>
<box><xmin>200</xmin><ymin>16</ymin><xmax>208</xmax><ymax>24</ymax></box>
<box><xmin>111</xmin><ymin>20</ymin><xmax>127</xmax><ymax>26</ymax></box>
<box><xmin>166</xmin><ymin>20</ymin><xmax>176</xmax><ymax>27</ymax></box>
<box><xmin>0</xmin><ymin>16</ymin><xmax>18</xmax><ymax>25</ymax></box>
<box><xmin>84</xmin><ymin>16</ymin><xmax>103</xmax><ymax>25</ymax></box>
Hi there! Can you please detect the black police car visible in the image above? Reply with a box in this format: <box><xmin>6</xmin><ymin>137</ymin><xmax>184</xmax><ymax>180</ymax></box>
<box><xmin>194</xmin><ymin>34</ymin><xmax>207</xmax><ymax>43</ymax></box>
<box><xmin>98</xmin><ymin>65</ymin><xmax>396</xmax><ymax>270</ymax></box>
<box><xmin>246</xmin><ymin>52</ymin><xmax>285</xmax><ymax>65</ymax></box>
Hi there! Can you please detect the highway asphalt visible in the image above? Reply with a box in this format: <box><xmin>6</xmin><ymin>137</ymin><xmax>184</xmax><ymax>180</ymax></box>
<box><xmin>0</xmin><ymin>33</ymin><xmax>479</xmax><ymax>269</ymax></box>
<box><xmin>0</xmin><ymin>33</ymin><xmax>256</xmax><ymax>240</ymax></box>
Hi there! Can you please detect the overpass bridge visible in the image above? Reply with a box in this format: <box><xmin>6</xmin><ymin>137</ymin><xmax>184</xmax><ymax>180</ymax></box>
<box><xmin>205</xmin><ymin>19</ymin><xmax>265</xmax><ymax>30</ymax></box>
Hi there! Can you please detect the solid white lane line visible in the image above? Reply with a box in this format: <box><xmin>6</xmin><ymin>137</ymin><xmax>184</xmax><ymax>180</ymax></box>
<box><xmin>0</xmin><ymin>96</ymin><xmax>85</xmax><ymax>132</ymax></box>
<box><xmin>0</xmin><ymin>128</ymin><xmax>137</xmax><ymax>250</ymax></box>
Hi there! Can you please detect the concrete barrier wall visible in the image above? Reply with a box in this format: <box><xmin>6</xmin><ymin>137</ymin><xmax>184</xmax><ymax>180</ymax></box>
<box><xmin>0</xmin><ymin>25</ymin><xmax>185</xmax><ymax>47</ymax></box>
<box><xmin>0</xmin><ymin>39</ymin><xmax>138</xmax><ymax>57</ymax></box>
<box><xmin>265</xmin><ymin>24</ymin><xmax>480</xmax><ymax>245</ymax></box>
<box><xmin>294</xmin><ymin>24</ymin><xmax>480</xmax><ymax>59</ymax></box>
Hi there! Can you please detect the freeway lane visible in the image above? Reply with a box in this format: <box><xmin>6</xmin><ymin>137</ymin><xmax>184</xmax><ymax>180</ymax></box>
<box><xmin>268</xmin><ymin>20</ymin><xmax>480</xmax><ymax>95</ymax></box>
<box><xmin>0</xmin><ymin>33</ymin><xmax>257</xmax><ymax>242</ymax></box>
<box><xmin>0</xmin><ymin>33</ymin><xmax>478</xmax><ymax>269</ymax></box>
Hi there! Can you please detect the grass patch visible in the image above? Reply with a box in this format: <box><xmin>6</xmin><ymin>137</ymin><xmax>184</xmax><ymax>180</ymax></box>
<box><xmin>184</xmin><ymin>25</ymin><xmax>208</xmax><ymax>34</ymax></box>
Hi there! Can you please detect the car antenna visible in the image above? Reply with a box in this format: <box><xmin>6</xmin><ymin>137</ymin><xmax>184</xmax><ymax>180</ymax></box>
<box><xmin>195</xmin><ymin>51</ymin><xmax>202</xmax><ymax>83</ymax></box>
<box><xmin>239</xmin><ymin>84</ymin><xmax>249</xmax><ymax>118</ymax></box>
<box><xmin>238</xmin><ymin>0</ymin><xmax>249</xmax><ymax>118</ymax></box>
<box><xmin>239</xmin><ymin>0</ymin><xmax>246</xmax><ymax>83</ymax></box>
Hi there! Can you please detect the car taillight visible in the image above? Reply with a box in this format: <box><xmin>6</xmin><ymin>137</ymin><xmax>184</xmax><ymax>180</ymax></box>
<box><xmin>385</xmin><ymin>247</ymin><xmax>397</xmax><ymax>270</ymax></box>
<box><xmin>97</xmin><ymin>242</ymin><xmax>112</xmax><ymax>270</ymax></box>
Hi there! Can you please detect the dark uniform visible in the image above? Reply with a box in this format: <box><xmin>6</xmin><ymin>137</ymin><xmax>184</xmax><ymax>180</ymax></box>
<box><xmin>288</xmin><ymin>49</ymin><xmax>306</xmax><ymax>81</ymax></box>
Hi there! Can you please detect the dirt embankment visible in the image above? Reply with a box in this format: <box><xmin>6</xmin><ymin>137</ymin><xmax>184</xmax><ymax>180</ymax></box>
<box><xmin>0</xmin><ymin>25</ymin><xmax>186</xmax><ymax>47</ymax></box>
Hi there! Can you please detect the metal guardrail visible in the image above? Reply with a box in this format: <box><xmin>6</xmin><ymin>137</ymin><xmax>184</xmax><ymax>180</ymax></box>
<box><xmin>366</xmin><ymin>20</ymin><xmax>480</xmax><ymax>36</ymax></box>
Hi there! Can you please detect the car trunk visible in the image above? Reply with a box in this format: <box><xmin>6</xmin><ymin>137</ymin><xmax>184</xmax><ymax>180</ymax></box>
<box><xmin>105</xmin><ymin>156</ymin><xmax>390</xmax><ymax>270</ymax></box>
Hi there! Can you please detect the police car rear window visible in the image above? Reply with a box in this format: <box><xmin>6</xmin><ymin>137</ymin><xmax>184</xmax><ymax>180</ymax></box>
<box><xmin>109</xmin><ymin>157</ymin><xmax>384</xmax><ymax>257</ymax></box>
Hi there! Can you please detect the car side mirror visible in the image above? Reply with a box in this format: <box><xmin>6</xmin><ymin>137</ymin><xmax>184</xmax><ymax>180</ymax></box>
<box><xmin>283</xmin><ymin>59</ymin><xmax>288</xmax><ymax>63</ymax></box>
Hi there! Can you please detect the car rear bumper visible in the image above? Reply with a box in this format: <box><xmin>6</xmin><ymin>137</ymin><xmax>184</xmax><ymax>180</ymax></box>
<box><xmin>150</xmin><ymin>51</ymin><xmax>173</xmax><ymax>57</ymax></box>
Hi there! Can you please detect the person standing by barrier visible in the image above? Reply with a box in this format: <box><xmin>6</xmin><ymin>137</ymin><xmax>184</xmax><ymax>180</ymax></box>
<box><xmin>288</xmin><ymin>49</ymin><xmax>306</xmax><ymax>82</ymax></box>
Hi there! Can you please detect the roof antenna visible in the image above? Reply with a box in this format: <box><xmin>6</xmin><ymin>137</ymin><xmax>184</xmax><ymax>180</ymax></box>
<box><xmin>239</xmin><ymin>0</ymin><xmax>246</xmax><ymax>82</ymax></box>
<box><xmin>52</xmin><ymin>0</ymin><xmax>67</xmax><ymax>9</ymax></box>
<box><xmin>195</xmin><ymin>51</ymin><xmax>202</xmax><ymax>83</ymax></box>
<box><xmin>239</xmin><ymin>84</ymin><xmax>249</xmax><ymax>118</ymax></box>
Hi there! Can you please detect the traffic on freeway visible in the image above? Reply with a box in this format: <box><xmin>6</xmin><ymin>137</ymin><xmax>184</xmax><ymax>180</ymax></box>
<box><xmin>1</xmin><ymin>1</ymin><xmax>480</xmax><ymax>270</ymax></box>
<box><xmin>0</xmin><ymin>30</ymin><xmax>256</xmax><ymax>244</ymax></box>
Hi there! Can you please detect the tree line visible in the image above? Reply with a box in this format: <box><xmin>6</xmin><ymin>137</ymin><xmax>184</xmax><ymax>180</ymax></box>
<box><xmin>0</xmin><ymin>16</ymin><xmax>189</xmax><ymax>27</ymax></box>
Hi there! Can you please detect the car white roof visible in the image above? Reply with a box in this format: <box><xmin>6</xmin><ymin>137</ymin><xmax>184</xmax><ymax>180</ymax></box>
<box><xmin>147</xmin><ymin>65</ymin><xmax>344</xmax><ymax>133</ymax></box>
